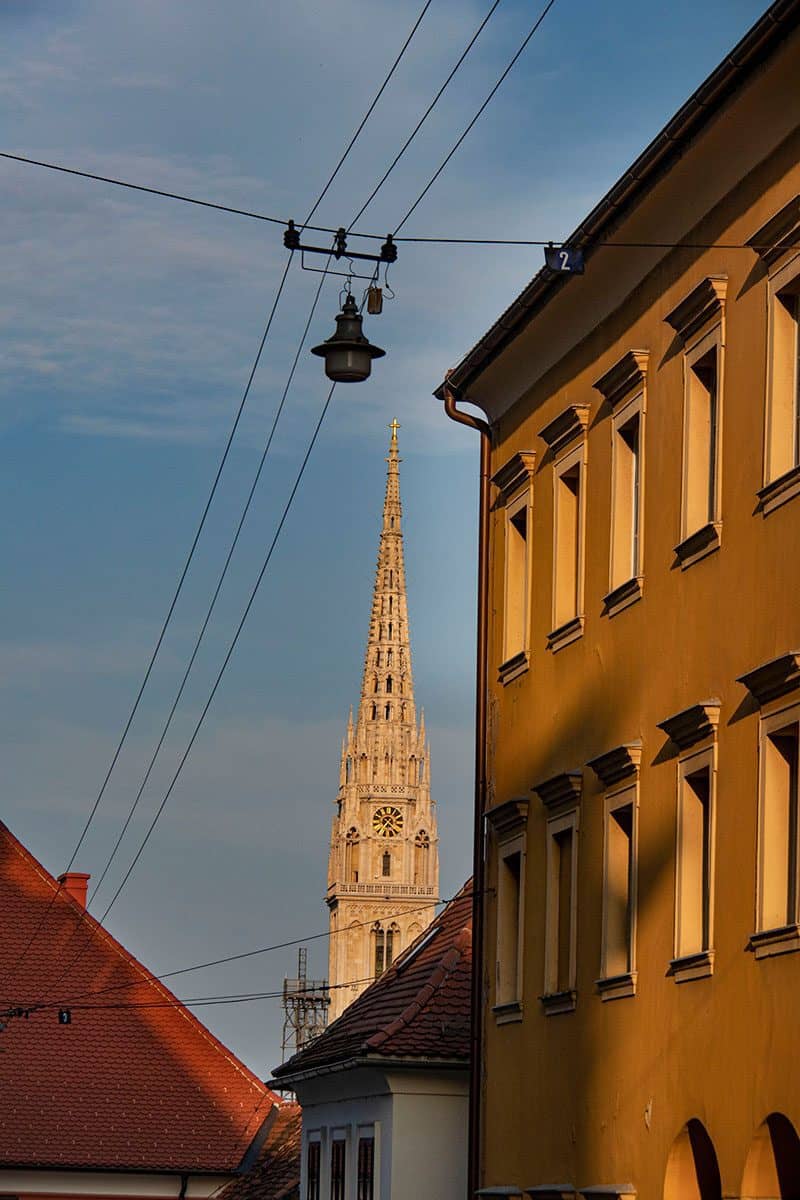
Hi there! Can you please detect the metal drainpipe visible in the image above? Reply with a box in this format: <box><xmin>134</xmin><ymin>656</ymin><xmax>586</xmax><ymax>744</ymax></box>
<box><xmin>442</xmin><ymin>378</ymin><xmax>491</xmax><ymax>1200</ymax></box>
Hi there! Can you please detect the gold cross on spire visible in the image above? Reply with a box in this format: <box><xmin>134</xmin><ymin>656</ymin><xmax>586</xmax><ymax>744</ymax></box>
<box><xmin>389</xmin><ymin>418</ymin><xmax>400</xmax><ymax>439</ymax></box>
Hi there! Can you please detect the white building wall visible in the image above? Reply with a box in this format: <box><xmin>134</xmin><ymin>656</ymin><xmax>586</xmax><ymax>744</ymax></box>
<box><xmin>293</xmin><ymin>1064</ymin><xmax>467</xmax><ymax>1200</ymax></box>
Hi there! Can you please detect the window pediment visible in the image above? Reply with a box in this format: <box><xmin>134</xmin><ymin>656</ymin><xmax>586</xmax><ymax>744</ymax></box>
<box><xmin>593</xmin><ymin>350</ymin><xmax>649</xmax><ymax>409</ymax></box>
<box><xmin>665</xmin><ymin>275</ymin><xmax>727</xmax><ymax>343</ymax></box>
<box><xmin>587</xmin><ymin>742</ymin><xmax>642</xmax><ymax>788</ymax></box>
<box><xmin>484</xmin><ymin>797</ymin><xmax>529</xmax><ymax>839</ymax></box>
<box><xmin>538</xmin><ymin>404</ymin><xmax>590</xmax><ymax>456</ymax></box>
<box><xmin>738</xmin><ymin>652</ymin><xmax>800</xmax><ymax>706</ymax></box>
<box><xmin>748</xmin><ymin>195</ymin><xmax>800</xmax><ymax>268</ymax></box>
<box><xmin>656</xmin><ymin>701</ymin><xmax>720</xmax><ymax>750</ymax></box>
<box><xmin>533</xmin><ymin>771</ymin><xmax>582</xmax><ymax>811</ymax></box>
<box><xmin>492</xmin><ymin>451</ymin><xmax>536</xmax><ymax>505</ymax></box>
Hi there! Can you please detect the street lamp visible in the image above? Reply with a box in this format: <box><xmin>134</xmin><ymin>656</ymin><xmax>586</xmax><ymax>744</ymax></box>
<box><xmin>311</xmin><ymin>293</ymin><xmax>385</xmax><ymax>383</ymax></box>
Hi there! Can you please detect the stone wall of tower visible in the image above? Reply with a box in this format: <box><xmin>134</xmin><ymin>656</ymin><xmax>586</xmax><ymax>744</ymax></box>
<box><xmin>325</xmin><ymin>423</ymin><xmax>440</xmax><ymax>1022</ymax></box>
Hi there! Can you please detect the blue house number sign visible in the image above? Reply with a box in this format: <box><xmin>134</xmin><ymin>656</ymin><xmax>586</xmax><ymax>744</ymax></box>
<box><xmin>544</xmin><ymin>244</ymin><xmax>585</xmax><ymax>274</ymax></box>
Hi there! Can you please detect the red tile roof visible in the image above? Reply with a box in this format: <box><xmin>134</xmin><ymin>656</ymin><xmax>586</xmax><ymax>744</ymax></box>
<box><xmin>220</xmin><ymin>1102</ymin><xmax>301</xmax><ymax>1200</ymax></box>
<box><xmin>0</xmin><ymin>820</ymin><xmax>277</xmax><ymax>1172</ymax></box>
<box><xmin>273</xmin><ymin>881</ymin><xmax>472</xmax><ymax>1079</ymax></box>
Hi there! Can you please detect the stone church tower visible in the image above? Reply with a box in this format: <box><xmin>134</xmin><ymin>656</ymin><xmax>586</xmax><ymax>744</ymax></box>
<box><xmin>326</xmin><ymin>422</ymin><xmax>439</xmax><ymax>1021</ymax></box>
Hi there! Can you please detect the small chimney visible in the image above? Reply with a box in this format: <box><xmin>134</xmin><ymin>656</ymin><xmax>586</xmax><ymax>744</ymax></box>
<box><xmin>58</xmin><ymin>872</ymin><xmax>90</xmax><ymax>909</ymax></box>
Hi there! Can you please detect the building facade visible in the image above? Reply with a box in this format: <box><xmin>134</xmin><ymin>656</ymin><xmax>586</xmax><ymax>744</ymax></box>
<box><xmin>439</xmin><ymin>4</ymin><xmax>800</xmax><ymax>1197</ymax></box>
<box><xmin>326</xmin><ymin>423</ymin><xmax>439</xmax><ymax>1022</ymax></box>
<box><xmin>273</xmin><ymin>883</ymin><xmax>471</xmax><ymax>1200</ymax></box>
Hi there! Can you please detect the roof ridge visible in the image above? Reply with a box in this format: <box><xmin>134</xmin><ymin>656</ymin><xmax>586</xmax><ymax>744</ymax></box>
<box><xmin>364</xmin><ymin>923</ymin><xmax>471</xmax><ymax>1052</ymax></box>
<box><xmin>0</xmin><ymin>822</ymin><xmax>276</xmax><ymax>1124</ymax></box>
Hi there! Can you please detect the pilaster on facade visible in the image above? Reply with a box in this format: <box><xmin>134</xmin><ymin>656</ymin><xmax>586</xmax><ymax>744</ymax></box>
<box><xmin>327</xmin><ymin>424</ymin><xmax>440</xmax><ymax>1021</ymax></box>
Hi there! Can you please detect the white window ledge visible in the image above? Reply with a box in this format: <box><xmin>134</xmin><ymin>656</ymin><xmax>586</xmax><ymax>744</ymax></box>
<box><xmin>758</xmin><ymin>463</ymin><xmax>800</xmax><ymax>516</ymax></box>
<box><xmin>749</xmin><ymin>923</ymin><xmax>800</xmax><ymax>959</ymax></box>
<box><xmin>493</xmin><ymin>999</ymin><xmax>524</xmax><ymax>1025</ymax></box>
<box><xmin>547</xmin><ymin>615</ymin><xmax>585</xmax><ymax>653</ymax></box>
<box><xmin>595</xmin><ymin>971</ymin><xmax>637</xmax><ymax>1001</ymax></box>
<box><xmin>602</xmin><ymin>576</ymin><xmax>643</xmax><ymax>617</ymax></box>
<box><xmin>674</xmin><ymin>522</ymin><xmax>721</xmax><ymax>569</ymax></box>
<box><xmin>498</xmin><ymin>649</ymin><xmax>530</xmax><ymax>685</ymax></box>
<box><xmin>540</xmin><ymin>989</ymin><xmax>577</xmax><ymax>1016</ymax></box>
<box><xmin>668</xmin><ymin>949</ymin><xmax>714</xmax><ymax>982</ymax></box>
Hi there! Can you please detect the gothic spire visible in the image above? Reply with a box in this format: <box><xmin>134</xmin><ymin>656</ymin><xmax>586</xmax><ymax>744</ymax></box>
<box><xmin>357</xmin><ymin>420</ymin><xmax>417</xmax><ymax>738</ymax></box>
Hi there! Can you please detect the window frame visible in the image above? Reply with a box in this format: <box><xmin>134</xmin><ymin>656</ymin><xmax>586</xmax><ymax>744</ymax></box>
<box><xmin>485</xmin><ymin>797</ymin><xmax>529</xmax><ymax>1024</ymax></box>
<box><xmin>356</xmin><ymin>1125</ymin><xmax>377</xmax><ymax>1200</ymax></box>
<box><xmin>305</xmin><ymin>1134</ymin><xmax>322</xmax><ymax>1200</ymax></box>
<box><xmin>679</xmin><ymin>324</ymin><xmax>723</xmax><ymax>554</ymax></box>
<box><xmin>598</xmin><ymin>782</ymin><xmax>639</xmax><ymax>1000</ymax></box>
<box><xmin>542</xmin><ymin>807</ymin><xmax>579</xmax><ymax>1012</ymax></box>
<box><xmin>492</xmin><ymin>451</ymin><xmax>536</xmax><ymax>685</ymax></box>
<box><xmin>753</xmin><ymin>701</ymin><xmax>800</xmax><ymax>955</ymax></box>
<box><xmin>548</xmin><ymin>439</ymin><xmax>587</xmax><ymax>651</ymax></box>
<box><xmin>671</xmin><ymin>744</ymin><xmax>717</xmax><ymax>981</ymax></box>
<box><xmin>761</xmin><ymin>251</ymin><xmax>800</xmax><ymax>512</ymax></box>
<box><xmin>608</xmin><ymin>390</ymin><xmax>645</xmax><ymax>611</ymax></box>
<box><xmin>329</xmin><ymin>1130</ymin><xmax>348</xmax><ymax>1200</ymax></box>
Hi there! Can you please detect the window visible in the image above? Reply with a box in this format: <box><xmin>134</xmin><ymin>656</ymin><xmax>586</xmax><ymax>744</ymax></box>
<box><xmin>382</xmin><ymin>850</ymin><xmax>391</xmax><ymax>877</ymax></box>
<box><xmin>665</xmin><ymin>275</ymin><xmax>726</xmax><ymax>566</ymax></box>
<box><xmin>357</xmin><ymin>1134</ymin><xmax>375</xmax><ymax>1200</ymax></box>
<box><xmin>674</xmin><ymin>749</ymin><xmax>715</xmax><ymax>972</ymax></box>
<box><xmin>386</xmin><ymin>675</ymin><xmax>393</xmax><ymax>694</ymax></box>
<box><xmin>345</xmin><ymin>828</ymin><xmax>360</xmax><ymax>883</ymax></box>
<box><xmin>758</xmin><ymin>713</ymin><xmax>799</xmax><ymax>933</ymax></box>
<box><xmin>610</xmin><ymin>404</ymin><xmax>643</xmax><ymax>592</ymax></box>
<box><xmin>330</xmin><ymin>1136</ymin><xmax>346</xmax><ymax>1200</ymax></box>
<box><xmin>492</xmin><ymin>451</ymin><xmax>535</xmax><ymax>683</ymax></box>
<box><xmin>486</xmin><ymin>798</ymin><xmax>528</xmax><ymax>1022</ymax></box>
<box><xmin>551</xmin><ymin>448</ymin><xmax>585</xmax><ymax>642</ymax></box>
<box><xmin>543</xmin><ymin>811</ymin><xmax>578</xmax><ymax>1007</ymax></box>
<box><xmin>374</xmin><ymin>925</ymin><xmax>396</xmax><ymax>976</ymax></box>
<box><xmin>414</xmin><ymin>830</ymin><xmax>430</xmax><ymax>886</ymax></box>
<box><xmin>503</xmin><ymin>495</ymin><xmax>529</xmax><ymax>663</ymax></box>
<box><xmin>683</xmin><ymin>341</ymin><xmax>720</xmax><ymax>538</ymax></box>
<box><xmin>600</xmin><ymin>787</ymin><xmax>637</xmax><ymax>996</ymax></box>
<box><xmin>306</xmin><ymin>1140</ymin><xmax>321</xmax><ymax>1200</ymax></box>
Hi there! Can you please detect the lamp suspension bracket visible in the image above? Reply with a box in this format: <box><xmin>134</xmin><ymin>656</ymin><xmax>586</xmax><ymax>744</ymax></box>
<box><xmin>284</xmin><ymin>220</ymin><xmax>398</xmax><ymax>271</ymax></box>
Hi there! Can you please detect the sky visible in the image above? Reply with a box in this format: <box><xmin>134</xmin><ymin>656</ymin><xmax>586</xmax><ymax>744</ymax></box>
<box><xmin>0</xmin><ymin>0</ymin><xmax>767</xmax><ymax>1075</ymax></box>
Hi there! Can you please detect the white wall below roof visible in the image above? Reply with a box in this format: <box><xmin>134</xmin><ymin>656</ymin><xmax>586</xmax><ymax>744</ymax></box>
<box><xmin>293</xmin><ymin>1063</ymin><xmax>468</xmax><ymax>1200</ymax></box>
<box><xmin>0</xmin><ymin>1170</ymin><xmax>232</xmax><ymax>1198</ymax></box>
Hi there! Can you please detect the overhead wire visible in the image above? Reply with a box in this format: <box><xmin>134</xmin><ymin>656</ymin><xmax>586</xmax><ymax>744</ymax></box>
<box><xmin>4</xmin><ymin>249</ymin><xmax>296</xmax><ymax>992</ymax></box>
<box><xmin>7</xmin><ymin>0</ymin><xmax>437</xmax><ymax>991</ymax></box>
<box><xmin>394</xmin><ymin>0</ymin><xmax>557</xmax><ymax>234</ymax></box>
<box><xmin>347</xmin><ymin>0</ymin><xmax>503</xmax><ymax>231</ymax></box>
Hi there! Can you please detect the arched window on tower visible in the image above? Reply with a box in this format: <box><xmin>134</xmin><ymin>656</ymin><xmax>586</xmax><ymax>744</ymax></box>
<box><xmin>386</xmin><ymin>923</ymin><xmax>399</xmax><ymax>968</ymax></box>
<box><xmin>399</xmin><ymin>677</ymin><xmax>404</xmax><ymax>695</ymax></box>
<box><xmin>370</xmin><ymin>703</ymin><xmax>377</xmax><ymax>721</ymax></box>
<box><xmin>373</xmin><ymin>676</ymin><xmax>379</xmax><ymax>693</ymax></box>
<box><xmin>388</xmin><ymin>596</ymin><xmax>393</xmax><ymax>613</ymax></box>
<box><xmin>409</xmin><ymin>755</ymin><xmax>416</xmax><ymax>780</ymax></box>
<box><xmin>387</xmin><ymin>648</ymin><xmax>393</xmax><ymax>666</ymax></box>
<box><xmin>388</xmin><ymin>622</ymin><xmax>393</xmax><ymax>639</ymax></box>
<box><xmin>386</xmin><ymin>675</ymin><xmax>393</xmax><ymax>694</ymax></box>
<box><xmin>345</xmin><ymin>828</ymin><xmax>360</xmax><ymax>883</ymax></box>
<box><xmin>415</xmin><ymin>830</ymin><xmax>430</xmax><ymax>887</ymax></box>
<box><xmin>389</xmin><ymin>570</ymin><xmax>393</xmax><ymax>586</ymax></box>
<box><xmin>385</xmin><ymin>703</ymin><xmax>391</xmax><ymax>720</ymax></box>
<box><xmin>373</xmin><ymin>925</ymin><xmax>386</xmax><ymax>978</ymax></box>
<box><xmin>382</xmin><ymin>850</ymin><xmax>391</xmax><ymax>878</ymax></box>
<box><xmin>419</xmin><ymin>758</ymin><xmax>425</xmax><ymax>783</ymax></box>
<box><xmin>345</xmin><ymin>756</ymin><xmax>352</xmax><ymax>783</ymax></box>
<box><xmin>359</xmin><ymin>755</ymin><xmax>368</xmax><ymax>783</ymax></box>
<box><xmin>376</xmin><ymin>649</ymin><xmax>382</xmax><ymax>668</ymax></box>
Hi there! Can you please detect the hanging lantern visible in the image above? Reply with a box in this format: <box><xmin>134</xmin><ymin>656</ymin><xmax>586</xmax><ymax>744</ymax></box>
<box><xmin>311</xmin><ymin>294</ymin><xmax>385</xmax><ymax>383</ymax></box>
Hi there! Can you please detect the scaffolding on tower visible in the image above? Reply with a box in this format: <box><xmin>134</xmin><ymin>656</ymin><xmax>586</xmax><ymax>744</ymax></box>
<box><xmin>281</xmin><ymin>947</ymin><xmax>330</xmax><ymax>1062</ymax></box>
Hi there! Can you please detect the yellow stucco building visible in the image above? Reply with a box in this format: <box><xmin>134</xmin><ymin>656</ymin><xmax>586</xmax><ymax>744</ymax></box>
<box><xmin>438</xmin><ymin>4</ymin><xmax>800</xmax><ymax>1197</ymax></box>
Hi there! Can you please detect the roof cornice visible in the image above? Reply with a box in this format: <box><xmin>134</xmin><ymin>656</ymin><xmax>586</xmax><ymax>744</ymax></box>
<box><xmin>435</xmin><ymin>0</ymin><xmax>800</xmax><ymax>403</ymax></box>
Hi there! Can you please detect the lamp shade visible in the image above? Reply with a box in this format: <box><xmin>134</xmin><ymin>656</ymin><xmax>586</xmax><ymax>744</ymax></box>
<box><xmin>311</xmin><ymin>294</ymin><xmax>385</xmax><ymax>383</ymax></box>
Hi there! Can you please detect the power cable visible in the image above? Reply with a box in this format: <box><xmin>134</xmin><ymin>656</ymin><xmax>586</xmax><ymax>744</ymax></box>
<box><xmin>303</xmin><ymin>0</ymin><xmax>433</xmax><ymax>224</ymax></box>
<box><xmin>394</xmin><ymin>0</ymin><xmax>557</xmax><ymax>234</ymax></box>
<box><xmin>5</xmin><ymin>249</ymin><xmax>296</xmax><ymax>991</ymax></box>
<box><xmin>40</xmin><ymin>381</ymin><xmax>337</xmax><ymax>1002</ymax></box>
<box><xmin>347</xmin><ymin>0</ymin><xmax>503</xmax><ymax>231</ymax></box>
<box><xmin>7</xmin><ymin>0</ymin><xmax>434</xmax><ymax>987</ymax></box>
<box><xmin>85</xmin><ymin>265</ymin><xmax>334</xmax><ymax>913</ymax></box>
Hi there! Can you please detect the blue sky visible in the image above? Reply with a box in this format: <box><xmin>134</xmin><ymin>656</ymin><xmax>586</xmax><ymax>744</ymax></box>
<box><xmin>0</xmin><ymin>0</ymin><xmax>766</xmax><ymax>1073</ymax></box>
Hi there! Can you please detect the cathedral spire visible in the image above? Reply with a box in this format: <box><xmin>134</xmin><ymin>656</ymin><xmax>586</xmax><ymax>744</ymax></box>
<box><xmin>325</xmin><ymin>423</ymin><xmax>439</xmax><ymax>1023</ymax></box>
<box><xmin>357</xmin><ymin>420</ymin><xmax>416</xmax><ymax>735</ymax></box>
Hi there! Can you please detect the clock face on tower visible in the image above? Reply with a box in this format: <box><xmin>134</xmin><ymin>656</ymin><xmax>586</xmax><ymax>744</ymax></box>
<box><xmin>372</xmin><ymin>805</ymin><xmax>403</xmax><ymax>838</ymax></box>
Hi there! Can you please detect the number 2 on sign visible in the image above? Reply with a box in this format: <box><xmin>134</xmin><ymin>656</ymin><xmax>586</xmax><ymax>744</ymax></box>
<box><xmin>559</xmin><ymin>250</ymin><xmax>570</xmax><ymax>270</ymax></box>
